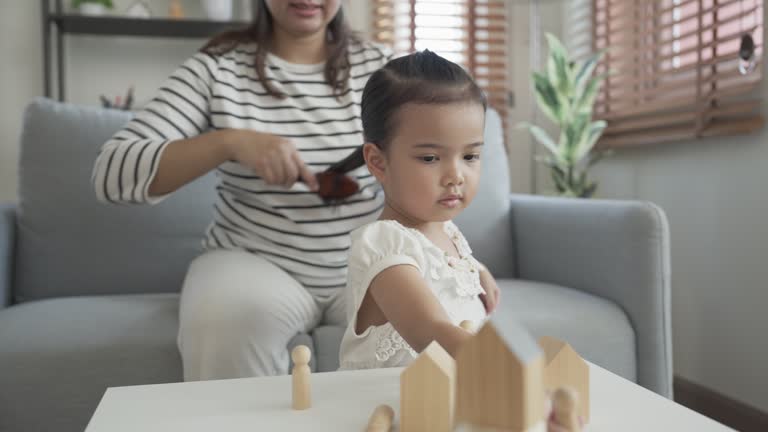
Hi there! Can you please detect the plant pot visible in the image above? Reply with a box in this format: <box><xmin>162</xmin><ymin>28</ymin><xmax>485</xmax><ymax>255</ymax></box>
<box><xmin>78</xmin><ymin>3</ymin><xmax>107</xmax><ymax>15</ymax></box>
<box><xmin>201</xmin><ymin>0</ymin><xmax>233</xmax><ymax>21</ymax></box>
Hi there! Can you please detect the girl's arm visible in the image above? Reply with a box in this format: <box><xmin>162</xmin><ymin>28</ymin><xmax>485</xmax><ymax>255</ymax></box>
<box><xmin>368</xmin><ymin>264</ymin><xmax>472</xmax><ymax>356</ymax></box>
<box><xmin>477</xmin><ymin>262</ymin><xmax>501</xmax><ymax>314</ymax></box>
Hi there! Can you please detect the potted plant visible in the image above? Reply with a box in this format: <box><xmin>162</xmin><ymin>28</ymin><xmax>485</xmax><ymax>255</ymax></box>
<box><xmin>519</xmin><ymin>33</ymin><xmax>610</xmax><ymax>198</ymax></box>
<box><xmin>72</xmin><ymin>0</ymin><xmax>114</xmax><ymax>16</ymax></box>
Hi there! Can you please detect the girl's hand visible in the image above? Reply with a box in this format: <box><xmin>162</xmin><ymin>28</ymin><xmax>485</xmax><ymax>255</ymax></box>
<box><xmin>223</xmin><ymin>129</ymin><xmax>318</xmax><ymax>190</ymax></box>
<box><xmin>478</xmin><ymin>264</ymin><xmax>500</xmax><ymax>314</ymax></box>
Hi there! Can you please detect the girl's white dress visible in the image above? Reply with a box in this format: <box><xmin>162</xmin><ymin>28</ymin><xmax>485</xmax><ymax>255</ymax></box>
<box><xmin>338</xmin><ymin>220</ymin><xmax>488</xmax><ymax>370</ymax></box>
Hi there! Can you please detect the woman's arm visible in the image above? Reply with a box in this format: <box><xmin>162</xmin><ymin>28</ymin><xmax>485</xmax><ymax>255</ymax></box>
<box><xmin>93</xmin><ymin>52</ymin><xmax>318</xmax><ymax>204</ymax></box>
<box><xmin>146</xmin><ymin>130</ymin><xmax>230</xmax><ymax>196</ymax></box>
<box><xmin>93</xmin><ymin>52</ymin><xmax>218</xmax><ymax>204</ymax></box>
<box><xmin>368</xmin><ymin>264</ymin><xmax>472</xmax><ymax>356</ymax></box>
<box><xmin>147</xmin><ymin>129</ymin><xmax>318</xmax><ymax>196</ymax></box>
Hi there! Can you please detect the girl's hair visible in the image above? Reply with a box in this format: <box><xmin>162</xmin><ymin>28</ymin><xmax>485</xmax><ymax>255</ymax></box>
<box><xmin>201</xmin><ymin>0</ymin><xmax>357</xmax><ymax>98</ymax></box>
<box><xmin>326</xmin><ymin>50</ymin><xmax>488</xmax><ymax>175</ymax></box>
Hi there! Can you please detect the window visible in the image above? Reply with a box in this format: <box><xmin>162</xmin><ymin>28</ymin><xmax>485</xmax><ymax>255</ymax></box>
<box><xmin>586</xmin><ymin>0</ymin><xmax>764</xmax><ymax>148</ymax></box>
<box><xmin>371</xmin><ymin>0</ymin><xmax>510</xmax><ymax>133</ymax></box>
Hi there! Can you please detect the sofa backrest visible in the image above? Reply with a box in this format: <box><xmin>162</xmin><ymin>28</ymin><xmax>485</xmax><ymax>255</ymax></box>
<box><xmin>14</xmin><ymin>98</ymin><xmax>216</xmax><ymax>302</ymax></box>
<box><xmin>13</xmin><ymin>98</ymin><xmax>515</xmax><ymax>302</ymax></box>
<box><xmin>454</xmin><ymin>108</ymin><xmax>515</xmax><ymax>278</ymax></box>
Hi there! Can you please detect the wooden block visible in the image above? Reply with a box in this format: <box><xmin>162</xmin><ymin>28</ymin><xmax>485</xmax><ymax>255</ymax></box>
<box><xmin>365</xmin><ymin>404</ymin><xmax>394</xmax><ymax>432</ymax></box>
<box><xmin>291</xmin><ymin>345</ymin><xmax>311</xmax><ymax>410</ymax></box>
<box><xmin>539</xmin><ymin>336</ymin><xmax>590</xmax><ymax>423</ymax></box>
<box><xmin>455</xmin><ymin>316</ymin><xmax>545</xmax><ymax>431</ymax></box>
<box><xmin>400</xmin><ymin>341</ymin><xmax>455</xmax><ymax>432</ymax></box>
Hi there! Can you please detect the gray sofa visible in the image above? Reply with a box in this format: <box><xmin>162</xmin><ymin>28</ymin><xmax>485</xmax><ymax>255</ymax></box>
<box><xmin>0</xmin><ymin>98</ymin><xmax>672</xmax><ymax>432</ymax></box>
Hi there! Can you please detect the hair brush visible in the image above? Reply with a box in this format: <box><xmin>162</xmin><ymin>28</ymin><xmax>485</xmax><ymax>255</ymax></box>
<box><xmin>309</xmin><ymin>146</ymin><xmax>367</xmax><ymax>202</ymax></box>
<box><xmin>313</xmin><ymin>171</ymin><xmax>360</xmax><ymax>202</ymax></box>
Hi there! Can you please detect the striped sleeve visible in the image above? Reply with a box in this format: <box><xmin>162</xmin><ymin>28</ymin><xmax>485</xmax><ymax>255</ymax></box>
<box><xmin>92</xmin><ymin>51</ymin><xmax>218</xmax><ymax>205</ymax></box>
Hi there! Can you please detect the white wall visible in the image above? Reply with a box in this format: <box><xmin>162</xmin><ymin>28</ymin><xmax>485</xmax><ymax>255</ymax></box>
<box><xmin>593</xmin><ymin>104</ymin><xmax>768</xmax><ymax>412</ymax></box>
<box><xmin>537</xmin><ymin>0</ymin><xmax>768</xmax><ymax>412</ymax></box>
<box><xmin>0</xmin><ymin>1</ymin><xmax>42</xmax><ymax>201</ymax></box>
<box><xmin>591</xmin><ymin>89</ymin><xmax>768</xmax><ymax>412</ymax></box>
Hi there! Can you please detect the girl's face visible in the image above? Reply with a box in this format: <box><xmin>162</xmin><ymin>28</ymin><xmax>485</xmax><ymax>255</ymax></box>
<box><xmin>264</xmin><ymin>0</ymin><xmax>342</xmax><ymax>37</ymax></box>
<box><xmin>367</xmin><ymin>102</ymin><xmax>486</xmax><ymax>225</ymax></box>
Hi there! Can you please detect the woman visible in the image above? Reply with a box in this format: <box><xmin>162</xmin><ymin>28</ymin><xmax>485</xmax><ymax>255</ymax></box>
<box><xmin>92</xmin><ymin>0</ymin><xmax>390</xmax><ymax>381</ymax></box>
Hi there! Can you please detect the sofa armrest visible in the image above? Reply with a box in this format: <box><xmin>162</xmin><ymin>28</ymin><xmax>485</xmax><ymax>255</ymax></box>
<box><xmin>509</xmin><ymin>194</ymin><xmax>672</xmax><ymax>398</ymax></box>
<box><xmin>0</xmin><ymin>203</ymin><xmax>16</xmax><ymax>309</ymax></box>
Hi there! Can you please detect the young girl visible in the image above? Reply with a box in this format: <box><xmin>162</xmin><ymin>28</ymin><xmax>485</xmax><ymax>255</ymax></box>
<box><xmin>332</xmin><ymin>50</ymin><xmax>501</xmax><ymax>370</ymax></box>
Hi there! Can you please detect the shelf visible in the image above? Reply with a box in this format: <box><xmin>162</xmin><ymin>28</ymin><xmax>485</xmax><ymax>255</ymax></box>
<box><xmin>42</xmin><ymin>0</ymin><xmax>257</xmax><ymax>100</ymax></box>
<box><xmin>49</xmin><ymin>14</ymin><xmax>249</xmax><ymax>38</ymax></box>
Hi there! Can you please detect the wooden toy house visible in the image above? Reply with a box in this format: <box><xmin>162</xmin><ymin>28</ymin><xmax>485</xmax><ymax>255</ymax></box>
<box><xmin>454</xmin><ymin>314</ymin><xmax>545</xmax><ymax>431</ymax></box>
<box><xmin>400</xmin><ymin>341</ymin><xmax>456</xmax><ymax>432</ymax></box>
<box><xmin>539</xmin><ymin>336</ymin><xmax>590</xmax><ymax>423</ymax></box>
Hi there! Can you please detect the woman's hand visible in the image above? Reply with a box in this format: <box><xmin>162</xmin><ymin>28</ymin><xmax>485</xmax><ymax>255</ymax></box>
<box><xmin>223</xmin><ymin>129</ymin><xmax>318</xmax><ymax>190</ymax></box>
<box><xmin>478</xmin><ymin>264</ymin><xmax>501</xmax><ymax>314</ymax></box>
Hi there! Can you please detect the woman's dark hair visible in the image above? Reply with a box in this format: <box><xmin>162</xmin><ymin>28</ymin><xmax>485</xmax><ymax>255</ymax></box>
<box><xmin>326</xmin><ymin>50</ymin><xmax>488</xmax><ymax>175</ymax></box>
<box><xmin>201</xmin><ymin>0</ymin><xmax>357</xmax><ymax>98</ymax></box>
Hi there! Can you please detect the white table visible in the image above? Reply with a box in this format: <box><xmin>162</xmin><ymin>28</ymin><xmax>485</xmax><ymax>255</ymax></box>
<box><xmin>86</xmin><ymin>363</ymin><xmax>733</xmax><ymax>431</ymax></box>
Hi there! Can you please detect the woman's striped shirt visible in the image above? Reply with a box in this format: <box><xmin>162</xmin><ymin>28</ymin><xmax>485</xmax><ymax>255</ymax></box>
<box><xmin>92</xmin><ymin>40</ymin><xmax>391</xmax><ymax>299</ymax></box>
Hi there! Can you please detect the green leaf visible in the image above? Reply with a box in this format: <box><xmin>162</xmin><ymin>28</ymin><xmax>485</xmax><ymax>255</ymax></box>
<box><xmin>557</xmin><ymin>129</ymin><xmax>569</xmax><ymax>160</ymax></box>
<box><xmin>534</xmin><ymin>154</ymin><xmax>552</xmax><ymax>165</ymax></box>
<box><xmin>575</xmin><ymin>120</ymin><xmax>607</xmax><ymax>162</ymax></box>
<box><xmin>574</xmin><ymin>50</ymin><xmax>604</xmax><ymax>94</ymax></box>
<box><xmin>545</xmin><ymin>33</ymin><xmax>571</xmax><ymax>97</ymax></box>
<box><xmin>572</xmin><ymin>73</ymin><xmax>602</xmax><ymax>116</ymax></box>
<box><xmin>550</xmin><ymin>165</ymin><xmax>568</xmax><ymax>194</ymax></box>
<box><xmin>533</xmin><ymin>72</ymin><xmax>562</xmax><ymax>124</ymax></box>
<box><xmin>564</xmin><ymin>113</ymin><xmax>590</xmax><ymax>163</ymax></box>
<box><xmin>519</xmin><ymin>122</ymin><xmax>560</xmax><ymax>157</ymax></box>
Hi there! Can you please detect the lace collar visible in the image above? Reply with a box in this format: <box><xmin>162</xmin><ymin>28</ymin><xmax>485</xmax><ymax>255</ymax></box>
<box><xmin>382</xmin><ymin>220</ymin><xmax>484</xmax><ymax>297</ymax></box>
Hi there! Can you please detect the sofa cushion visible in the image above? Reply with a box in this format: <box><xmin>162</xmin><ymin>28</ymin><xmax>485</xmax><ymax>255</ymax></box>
<box><xmin>497</xmin><ymin>278</ymin><xmax>637</xmax><ymax>382</ymax></box>
<box><xmin>15</xmin><ymin>98</ymin><xmax>216</xmax><ymax>302</ymax></box>
<box><xmin>0</xmin><ymin>293</ymin><xmax>182</xmax><ymax>432</ymax></box>
<box><xmin>311</xmin><ymin>325</ymin><xmax>346</xmax><ymax>372</ymax></box>
<box><xmin>453</xmin><ymin>109</ymin><xmax>515</xmax><ymax>278</ymax></box>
